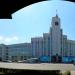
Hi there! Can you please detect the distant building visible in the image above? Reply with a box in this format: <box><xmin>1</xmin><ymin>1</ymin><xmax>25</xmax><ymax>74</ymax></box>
<box><xmin>0</xmin><ymin>14</ymin><xmax>75</xmax><ymax>62</ymax></box>
<box><xmin>0</xmin><ymin>43</ymin><xmax>31</xmax><ymax>61</ymax></box>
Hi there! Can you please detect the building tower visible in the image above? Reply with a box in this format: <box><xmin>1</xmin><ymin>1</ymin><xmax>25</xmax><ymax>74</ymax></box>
<box><xmin>51</xmin><ymin>11</ymin><xmax>61</xmax><ymax>56</ymax></box>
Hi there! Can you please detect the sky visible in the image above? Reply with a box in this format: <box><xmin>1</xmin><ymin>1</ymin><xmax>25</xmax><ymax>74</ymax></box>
<box><xmin>0</xmin><ymin>0</ymin><xmax>75</xmax><ymax>45</ymax></box>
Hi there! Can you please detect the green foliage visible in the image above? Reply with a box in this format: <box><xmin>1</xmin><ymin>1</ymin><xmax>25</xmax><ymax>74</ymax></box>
<box><xmin>62</xmin><ymin>71</ymin><xmax>70</xmax><ymax>75</ymax></box>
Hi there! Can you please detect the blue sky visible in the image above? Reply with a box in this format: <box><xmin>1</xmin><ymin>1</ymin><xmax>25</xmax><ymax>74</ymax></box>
<box><xmin>0</xmin><ymin>0</ymin><xmax>75</xmax><ymax>45</ymax></box>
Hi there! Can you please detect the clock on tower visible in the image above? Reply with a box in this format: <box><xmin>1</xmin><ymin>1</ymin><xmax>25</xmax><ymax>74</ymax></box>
<box><xmin>55</xmin><ymin>21</ymin><xmax>59</xmax><ymax>26</ymax></box>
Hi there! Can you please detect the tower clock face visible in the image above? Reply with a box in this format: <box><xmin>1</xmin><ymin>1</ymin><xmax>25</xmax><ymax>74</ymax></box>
<box><xmin>55</xmin><ymin>21</ymin><xmax>59</xmax><ymax>25</ymax></box>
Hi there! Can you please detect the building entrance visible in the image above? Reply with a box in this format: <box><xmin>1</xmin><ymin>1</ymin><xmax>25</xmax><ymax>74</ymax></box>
<box><xmin>51</xmin><ymin>54</ymin><xmax>62</xmax><ymax>63</ymax></box>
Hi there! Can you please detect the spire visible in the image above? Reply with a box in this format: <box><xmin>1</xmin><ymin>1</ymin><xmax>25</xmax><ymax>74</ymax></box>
<box><xmin>56</xmin><ymin>9</ymin><xmax>58</xmax><ymax>17</ymax></box>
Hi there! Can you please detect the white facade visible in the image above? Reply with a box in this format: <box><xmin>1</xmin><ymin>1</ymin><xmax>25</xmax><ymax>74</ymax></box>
<box><xmin>51</xmin><ymin>15</ymin><xmax>61</xmax><ymax>56</ymax></box>
<box><xmin>31</xmin><ymin>14</ymin><xmax>75</xmax><ymax>59</ymax></box>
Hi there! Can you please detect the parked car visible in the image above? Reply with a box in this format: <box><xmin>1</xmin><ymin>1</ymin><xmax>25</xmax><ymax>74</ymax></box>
<box><xmin>26</xmin><ymin>58</ymin><xmax>39</xmax><ymax>63</ymax></box>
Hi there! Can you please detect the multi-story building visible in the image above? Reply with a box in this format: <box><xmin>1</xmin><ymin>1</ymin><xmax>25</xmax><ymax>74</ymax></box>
<box><xmin>0</xmin><ymin>43</ymin><xmax>31</xmax><ymax>61</ymax></box>
<box><xmin>0</xmin><ymin>14</ymin><xmax>75</xmax><ymax>62</ymax></box>
<box><xmin>31</xmin><ymin>14</ymin><xmax>75</xmax><ymax>62</ymax></box>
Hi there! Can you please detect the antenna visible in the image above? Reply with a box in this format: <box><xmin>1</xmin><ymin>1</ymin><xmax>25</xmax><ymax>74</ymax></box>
<box><xmin>56</xmin><ymin>9</ymin><xmax>58</xmax><ymax>17</ymax></box>
<box><xmin>56</xmin><ymin>9</ymin><xmax>57</xmax><ymax>14</ymax></box>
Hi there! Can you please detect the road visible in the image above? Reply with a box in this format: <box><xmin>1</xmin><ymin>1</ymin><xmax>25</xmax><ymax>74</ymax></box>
<box><xmin>0</xmin><ymin>62</ymin><xmax>75</xmax><ymax>70</ymax></box>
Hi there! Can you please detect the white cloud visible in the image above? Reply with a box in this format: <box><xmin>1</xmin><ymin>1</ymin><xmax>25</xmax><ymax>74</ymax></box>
<box><xmin>0</xmin><ymin>36</ymin><xmax>3</xmax><ymax>40</ymax></box>
<box><xmin>0</xmin><ymin>36</ymin><xmax>19</xmax><ymax>45</ymax></box>
<box><xmin>4</xmin><ymin>38</ymin><xmax>11</xmax><ymax>43</ymax></box>
<box><xmin>12</xmin><ymin>36</ymin><xmax>18</xmax><ymax>41</ymax></box>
